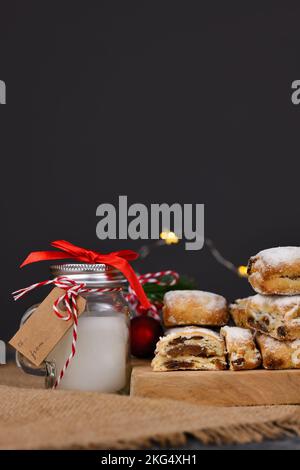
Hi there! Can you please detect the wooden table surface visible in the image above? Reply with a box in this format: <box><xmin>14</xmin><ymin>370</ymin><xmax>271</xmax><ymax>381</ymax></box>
<box><xmin>2</xmin><ymin>359</ymin><xmax>299</xmax><ymax>450</ymax></box>
<box><xmin>133</xmin><ymin>362</ymin><xmax>300</xmax><ymax>449</ymax></box>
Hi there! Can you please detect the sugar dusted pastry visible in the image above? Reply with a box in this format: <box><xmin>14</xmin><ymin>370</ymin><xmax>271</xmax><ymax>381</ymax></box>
<box><xmin>256</xmin><ymin>333</ymin><xmax>300</xmax><ymax>370</ymax></box>
<box><xmin>220</xmin><ymin>326</ymin><xmax>261</xmax><ymax>371</ymax></box>
<box><xmin>162</xmin><ymin>290</ymin><xmax>228</xmax><ymax>327</ymax></box>
<box><xmin>230</xmin><ymin>294</ymin><xmax>300</xmax><ymax>341</ymax></box>
<box><xmin>248</xmin><ymin>247</ymin><xmax>300</xmax><ymax>295</ymax></box>
<box><xmin>151</xmin><ymin>326</ymin><xmax>227</xmax><ymax>371</ymax></box>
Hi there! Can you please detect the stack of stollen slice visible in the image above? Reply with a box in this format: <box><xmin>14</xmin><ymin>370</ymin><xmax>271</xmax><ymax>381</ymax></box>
<box><xmin>151</xmin><ymin>290</ymin><xmax>229</xmax><ymax>371</ymax></box>
<box><xmin>137</xmin><ymin>247</ymin><xmax>300</xmax><ymax>407</ymax></box>
<box><xmin>151</xmin><ymin>289</ymin><xmax>262</xmax><ymax>372</ymax></box>
<box><xmin>231</xmin><ymin>247</ymin><xmax>300</xmax><ymax>369</ymax></box>
<box><xmin>151</xmin><ymin>247</ymin><xmax>300</xmax><ymax>372</ymax></box>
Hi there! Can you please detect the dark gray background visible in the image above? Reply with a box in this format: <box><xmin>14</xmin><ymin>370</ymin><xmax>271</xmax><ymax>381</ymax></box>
<box><xmin>0</xmin><ymin>1</ymin><xmax>300</xmax><ymax>341</ymax></box>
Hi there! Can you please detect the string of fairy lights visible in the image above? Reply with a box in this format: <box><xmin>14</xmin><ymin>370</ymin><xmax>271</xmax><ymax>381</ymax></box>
<box><xmin>139</xmin><ymin>231</ymin><xmax>248</xmax><ymax>278</ymax></box>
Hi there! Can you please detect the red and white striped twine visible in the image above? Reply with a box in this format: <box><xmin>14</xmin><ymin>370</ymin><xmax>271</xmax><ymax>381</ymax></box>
<box><xmin>126</xmin><ymin>270</ymin><xmax>179</xmax><ymax>321</ymax></box>
<box><xmin>13</xmin><ymin>270</ymin><xmax>179</xmax><ymax>389</ymax></box>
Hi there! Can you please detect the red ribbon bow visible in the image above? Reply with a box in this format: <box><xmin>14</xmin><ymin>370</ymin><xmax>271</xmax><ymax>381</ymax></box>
<box><xmin>20</xmin><ymin>240</ymin><xmax>152</xmax><ymax>311</ymax></box>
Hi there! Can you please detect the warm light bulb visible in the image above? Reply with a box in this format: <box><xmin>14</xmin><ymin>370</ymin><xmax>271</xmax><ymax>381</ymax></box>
<box><xmin>237</xmin><ymin>265</ymin><xmax>248</xmax><ymax>277</ymax></box>
<box><xmin>160</xmin><ymin>231</ymin><xmax>179</xmax><ymax>245</ymax></box>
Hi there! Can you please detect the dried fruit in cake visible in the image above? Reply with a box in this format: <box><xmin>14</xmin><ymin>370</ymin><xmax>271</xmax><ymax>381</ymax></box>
<box><xmin>151</xmin><ymin>326</ymin><xmax>227</xmax><ymax>371</ymax></box>
<box><xmin>256</xmin><ymin>333</ymin><xmax>300</xmax><ymax>369</ymax></box>
<box><xmin>220</xmin><ymin>326</ymin><xmax>261</xmax><ymax>371</ymax></box>
<box><xmin>230</xmin><ymin>294</ymin><xmax>300</xmax><ymax>341</ymax></box>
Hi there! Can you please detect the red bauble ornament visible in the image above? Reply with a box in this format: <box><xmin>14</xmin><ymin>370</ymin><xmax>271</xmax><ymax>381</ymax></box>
<box><xmin>130</xmin><ymin>316</ymin><xmax>163</xmax><ymax>358</ymax></box>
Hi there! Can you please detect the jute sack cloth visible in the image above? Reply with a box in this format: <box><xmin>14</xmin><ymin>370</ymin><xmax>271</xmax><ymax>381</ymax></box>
<box><xmin>1</xmin><ymin>364</ymin><xmax>300</xmax><ymax>449</ymax></box>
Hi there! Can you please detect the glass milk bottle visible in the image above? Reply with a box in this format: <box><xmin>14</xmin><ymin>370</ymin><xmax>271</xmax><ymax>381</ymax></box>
<box><xmin>17</xmin><ymin>264</ymin><xmax>131</xmax><ymax>393</ymax></box>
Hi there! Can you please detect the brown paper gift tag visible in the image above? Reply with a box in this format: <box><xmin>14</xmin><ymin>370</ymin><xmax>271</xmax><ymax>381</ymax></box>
<box><xmin>9</xmin><ymin>287</ymin><xmax>86</xmax><ymax>366</ymax></box>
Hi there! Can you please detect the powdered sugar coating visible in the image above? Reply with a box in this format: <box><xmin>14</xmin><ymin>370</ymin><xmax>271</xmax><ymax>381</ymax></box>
<box><xmin>258</xmin><ymin>335</ymin><xmax>300</xmax><ymax>366</ymax></box>
<box><xmin>164</xmin><ymin>290</ymin><xmax>226</xmax><ymax>310</ymax></box>
<box><xmin>254</xmin><ymin>247</ymin><xmax>300</xmax><ymax>268</ymax></box>
<box><xmin>236</xmin><ymin>293</ymin><xmax>300</xmax><ymax>308</ymax></box>
<box><xmin>221</xmin><ymin>326</ymin><xmax>253</xmax><ymax>341</ymax></box>
<box><xmin>258</xmin><ymin>334</ymin><xmax>282</xmax><ymax>353</ymax></box>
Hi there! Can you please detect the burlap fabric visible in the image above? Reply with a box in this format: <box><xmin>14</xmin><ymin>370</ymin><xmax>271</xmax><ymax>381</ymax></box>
<box><xmin>1</xmin><ymin>363</ymin><xmax>300</xmax><ymax>449</ymax></box>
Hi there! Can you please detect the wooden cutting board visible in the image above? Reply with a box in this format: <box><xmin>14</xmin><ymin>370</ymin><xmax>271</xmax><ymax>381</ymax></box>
<box><xmin>130</xmin><ymin>364</ymin><xmax>300</xmax><ymax>406</ymax></box>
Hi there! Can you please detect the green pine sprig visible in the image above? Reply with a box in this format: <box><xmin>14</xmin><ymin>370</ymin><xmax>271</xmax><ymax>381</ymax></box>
<box><xmin>142</xmin><ymin>275</ymin><xmax>197</xmax><ymax>303</ymax></box>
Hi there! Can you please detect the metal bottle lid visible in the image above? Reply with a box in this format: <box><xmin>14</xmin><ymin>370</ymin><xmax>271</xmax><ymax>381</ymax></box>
<box><xmin>50</xmin><ymin>263</ymin><xmax>127</xmax><ymax>288</ymax></box>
